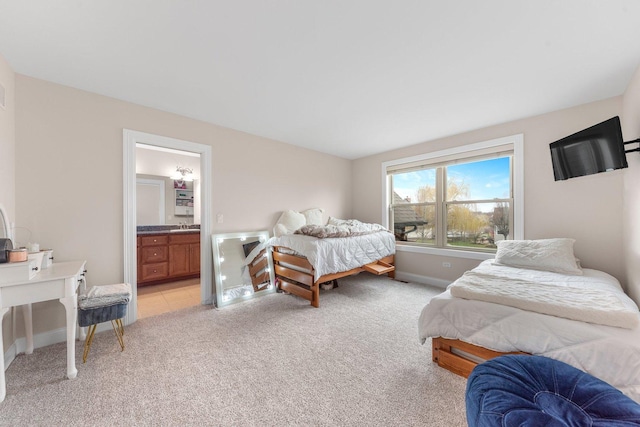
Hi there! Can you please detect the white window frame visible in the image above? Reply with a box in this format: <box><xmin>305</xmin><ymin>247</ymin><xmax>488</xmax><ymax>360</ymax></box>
<box><xmin>381</xmin><ymin>134</ymin><xmax>524</xmax><ymax>260</ymax></box>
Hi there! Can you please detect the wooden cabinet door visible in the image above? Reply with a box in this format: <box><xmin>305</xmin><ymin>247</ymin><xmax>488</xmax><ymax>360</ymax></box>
<box><xmin>169</xmin><ymin>244</ymin><xmax>190</xmax><ymax>276</ymax></box>
<box><xmin>141</xmin><ymin>262</ymin><xmax>169</xmax><ymax>282</ymax></box>
<box><xmin>189</xmin><ymin>243</ymin><xmax>200</xmax><ymax>274</ymax></box>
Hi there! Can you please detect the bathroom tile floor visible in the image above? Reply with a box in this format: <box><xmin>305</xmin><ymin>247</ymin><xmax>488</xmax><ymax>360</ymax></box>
<box><xmin>137</xmin><ymin>278</ymin><xmax>201</xmax><ymax>319</ymax></box>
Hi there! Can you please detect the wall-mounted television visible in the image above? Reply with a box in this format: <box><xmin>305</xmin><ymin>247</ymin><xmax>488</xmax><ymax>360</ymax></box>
<box><xmin>550</xmin><ymin>116</ymin><xmax>628</xmax><ymax>181</ymax></box>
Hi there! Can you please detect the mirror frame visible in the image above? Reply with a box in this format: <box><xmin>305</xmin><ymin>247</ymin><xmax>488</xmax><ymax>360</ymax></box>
<box><xmin>211</xmin><ymin>230</ymin><xmax>275</xmax><ymax>307</ymax></box>
<box><xmin>0</xmin><ymin>204</ymin><xmax>12</xmax><ymax>241</ymax></box>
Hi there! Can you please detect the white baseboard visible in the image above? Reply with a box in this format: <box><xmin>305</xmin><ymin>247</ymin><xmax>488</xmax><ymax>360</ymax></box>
<box><xmin>4</xmin><ymin>342</ymin><xmax>17</xmax><ymax>370</ymax></box>
<box><xmin>395</xmin><ymin>271</ymin><xmax>451</xmax><ymax>289</ymax></box>
<box><xmin>4</xmin><ymin>322</ymin><xmax>112</xmax><ymax>372</ymax></box>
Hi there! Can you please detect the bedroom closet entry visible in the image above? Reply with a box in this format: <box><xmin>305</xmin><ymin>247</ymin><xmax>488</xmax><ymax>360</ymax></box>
<box><xmin>123</xmin><ymin>130</ymin><xmax>213</xmax><ymax>325</ymax></box>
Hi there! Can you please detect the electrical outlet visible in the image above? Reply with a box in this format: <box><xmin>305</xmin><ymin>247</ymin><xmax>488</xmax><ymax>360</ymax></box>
<box><xmin>216</xmin><ymin>213</ymin><xmax>224</xmax><ymax>223</ymax></box>
<box><xmin>442</xmin><ymin>262</ymin><xmax>452</xmax><ymax>268</ymax></box>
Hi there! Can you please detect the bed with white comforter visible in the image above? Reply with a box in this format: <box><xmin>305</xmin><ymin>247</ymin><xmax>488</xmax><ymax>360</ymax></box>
<box><xmin>419</xmin><ymin>259</ymin><xmax>640</xmax><ymax>402</ymax></box>
<box><xmin>267</xmin><ymin>230</ymin><xmax>396</xmax><ymax>281</ymax></box>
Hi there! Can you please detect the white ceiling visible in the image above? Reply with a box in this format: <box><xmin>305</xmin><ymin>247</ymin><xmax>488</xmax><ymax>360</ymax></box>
<box><xmin>1</xmin><ymin>1</ymin><xmax>640</xmax><ymax>159</ymax></box>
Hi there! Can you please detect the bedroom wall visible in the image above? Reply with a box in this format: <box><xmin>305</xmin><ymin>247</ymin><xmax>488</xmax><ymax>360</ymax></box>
<box><xmin>621</xmin><ymin>62</ymin><xmax>640</xmax><ymax>305</ymax></box>
<box><xmin>0</xmin><ymin>53</ymin><xmax>16</xmax><ymax>354</ymax></box>
<box><xmin>352</xmin><ymin>97</ymin><xmax>625</xmax><ymax>287</ymax></box>
<box><xmin>14</xmin><ymin>75</ymin><xmax>351</xmax><ymax>336</ymax></box>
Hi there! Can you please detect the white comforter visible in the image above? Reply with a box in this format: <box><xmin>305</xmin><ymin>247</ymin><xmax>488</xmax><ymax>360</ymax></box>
<box><xmin>419</xmin><ymin>260</ymin><xmax>640</xmax><ymax>402</ymax></box>
<box><xmin>267</xmin><ymin>231</ymin><xmax>396</xmax><ymax>281</ymax></box>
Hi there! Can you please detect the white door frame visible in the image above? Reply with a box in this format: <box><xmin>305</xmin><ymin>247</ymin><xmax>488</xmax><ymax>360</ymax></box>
<box><xmin>123</xmin><ymin>129</ymin><xmax>213</xmax><ymax>324</ymax></box>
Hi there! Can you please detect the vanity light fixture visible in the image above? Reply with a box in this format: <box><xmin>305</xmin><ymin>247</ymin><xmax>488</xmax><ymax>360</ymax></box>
<box><xmin>171</xmin><ymin>166</ymin><xmax>194</xmax><ymax>182</ymax></box>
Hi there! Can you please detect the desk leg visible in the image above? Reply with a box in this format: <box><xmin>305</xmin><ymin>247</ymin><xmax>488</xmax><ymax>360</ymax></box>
<box><xmin>0</xmin><ymin>306</ymin><xmax>9</xmax><ymax>402</ymax></box>
<box><xmin>59</xmin><ymin>295</ymin><xmax>78</xmax><ymax>379</ymax></box>
<box><xmin>22</xmin><ymin>304</ymin><xmax>34</xmax><ymax>354</ymax></box>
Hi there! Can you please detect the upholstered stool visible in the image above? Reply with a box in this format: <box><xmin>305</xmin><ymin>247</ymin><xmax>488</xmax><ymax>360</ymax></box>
<box><xmin>78</xmin><ymin>283</ymin><xmax>132</xmax><ymax>363</ymax></box>
<box><xmin>466</xmin><ymin>355</ymin><xmax>640</xmax><ymax>426</ymax></box>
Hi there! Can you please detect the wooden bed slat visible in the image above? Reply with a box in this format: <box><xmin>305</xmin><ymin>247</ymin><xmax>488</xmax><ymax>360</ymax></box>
<box><xmin>279</xmin><ymin>279</ymin><xmax>313</xmax><ymax>300</ymax></box>
<box><xmin>272</xmin><ymin>250</ymin><xmax>313</xmax><ymax>270</ymax></box>
<box><xmin>275</xmin><ymin>264</ymin><xmax>313</xmax><ymax>287</ymax></box>
<box><xmin>432</xmin><ymin>337</ymin><xmax>527</xmax><ymax>378</ymax></box>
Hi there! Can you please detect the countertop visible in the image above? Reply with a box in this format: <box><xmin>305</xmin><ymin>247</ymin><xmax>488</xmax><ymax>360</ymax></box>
<box><xmin>137</xmin><ymin>226</ymin><xmax>200</xmax><ymax>235</ymax></box>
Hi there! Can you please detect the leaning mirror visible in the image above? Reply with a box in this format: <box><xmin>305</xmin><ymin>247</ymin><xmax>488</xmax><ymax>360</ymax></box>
<box><xmin>211</xmin><ymin>230</ymin><xmax>275</xmax><ymax>307</ymax></box>
<box><xmin>0</xmin><ymin>204</ymin><xmax>10</xmax><ymax>240</ymax></box>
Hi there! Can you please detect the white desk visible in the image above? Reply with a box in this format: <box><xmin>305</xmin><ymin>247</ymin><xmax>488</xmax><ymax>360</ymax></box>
<box><xmin>0</xmin><ymin>260</ymin><xmax>86</xmax><ymax>402</ymax></box>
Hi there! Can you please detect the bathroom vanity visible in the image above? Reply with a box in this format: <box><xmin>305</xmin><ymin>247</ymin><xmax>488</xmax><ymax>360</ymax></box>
<box><xmin>137</xmin><ymin>230</ymin><xmax>200</xmax><ymax>285</ymax></box>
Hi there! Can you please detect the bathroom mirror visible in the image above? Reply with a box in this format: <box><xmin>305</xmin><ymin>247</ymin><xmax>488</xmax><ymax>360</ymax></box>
<box><xmin>136</xmin><ymin>174</ymin><xmax>197</xmax><ymax>226</ymax></box>
<box><xmin>211</xmin><ymin>230</ymin><xmax>275</xmax><ymax>307</ymax></box>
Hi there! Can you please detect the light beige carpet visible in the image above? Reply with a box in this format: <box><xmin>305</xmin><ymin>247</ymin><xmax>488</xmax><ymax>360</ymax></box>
<box><xmin>1</xmin><ymin>275</ymin><xmax>467</xmax><ymax>426</ymax></box>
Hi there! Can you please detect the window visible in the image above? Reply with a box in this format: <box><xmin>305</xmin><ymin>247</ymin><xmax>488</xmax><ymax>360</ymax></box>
<box><xmin>383</xmin><ymin>135</ymin><xmax>523</xmax><ymax>256</ymax></box>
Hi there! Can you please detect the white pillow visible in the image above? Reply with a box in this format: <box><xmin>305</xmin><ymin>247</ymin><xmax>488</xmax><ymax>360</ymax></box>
<box><xmin>494</xmin><ymin>238</ymin><xmax>583</xmax><ymax>275</ymax></box>
<box><xmin>273</xmin><ymin>210</ymin><xmax>306</xmax><ymax>237</ymax></box>
<box><xmin>301</xmin><ymin>208</ymin><xmax>324</xmax><ymax>226</ymax></box>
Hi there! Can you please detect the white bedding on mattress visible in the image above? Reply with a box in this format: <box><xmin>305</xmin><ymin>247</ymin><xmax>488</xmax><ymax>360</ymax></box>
<box><xmin>418</xmin><ymin>260</ymin><xmax>640</xmax><ymax>402</ymax></box>
<box><xmin>449</xmin><ymin>269</ymin><xmax>639</xmax><ymax>329</ymax></box>
<box><xmin>267</xmin><ymin>231</ymin><xmax>395</xmax><ymax>281</ymax></box>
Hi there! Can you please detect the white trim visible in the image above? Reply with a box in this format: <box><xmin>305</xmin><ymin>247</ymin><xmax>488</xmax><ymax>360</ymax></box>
<box><xmin>136</xmin><ymin>143</ymin><xmax>200</xmax><ymax>157</ymax></box>
<box><xmin>394</xmin><ymin>271</ymin><xmax>451</xmax><ymax>289</ymax></box>
<box><xmin>4</xmin><ymin>323</ymin><xmax>114</xmax><ymax>370</ymax></box>
<box><xmin>123</xmin><ymin>129</ymin><xmax>213</xmax><ymax>326</ymax></box>
<box><xmin>3</xmin><ymin>342</ymin><xmax>16</xmax><ymax>371</ymax></box>
<box><xmin>381</xmin><ymin>134</ymin><xmax>524</xmax><ymax>258</ymax></box>
<box><xmin>396</xmin><ymin>244</ymin><xmax>495</xmax><ymax>260</ymax></box>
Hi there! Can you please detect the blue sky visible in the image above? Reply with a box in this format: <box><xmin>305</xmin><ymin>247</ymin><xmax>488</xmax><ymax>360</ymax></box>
<box><xmin>393</xmin><ymin>156</ymin><xmax>511</xmax><ymax>201</ymax></box>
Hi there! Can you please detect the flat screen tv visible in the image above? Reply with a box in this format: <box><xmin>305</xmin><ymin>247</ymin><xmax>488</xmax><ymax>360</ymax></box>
<box><xmin>550</xmin><ymin>116</ymin><xmax>628</xmax><ymax>181</ymax></box>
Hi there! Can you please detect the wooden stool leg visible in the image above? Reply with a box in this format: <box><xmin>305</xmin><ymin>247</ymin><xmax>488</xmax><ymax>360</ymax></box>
<box><xmin>83</xmin><ymin>324</ymin><xmax>98</xmax><ymax>363</ymax></box>
<box><xmin>111</xmin><ymin>319</ymin><xmax>125</xmax><ymax>351</ymax></box>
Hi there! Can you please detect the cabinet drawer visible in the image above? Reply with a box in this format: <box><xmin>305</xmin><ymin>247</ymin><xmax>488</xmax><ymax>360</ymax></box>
<box><xmin>141</xmin><ymin>246</ymin><xmax>168</xmax><ymax>263</ymax></box>
<box><xmin>141</xmin><ymin>262</ymin><xmax>169</xmax><ymax>281</ymax></box>
<box><xmin>141</xmin><ymin>235</ymin><xmax>169</xmax><ymax>246</ymax></box>
<box><xmin>169</xmin><ymin>233</ymin><xmax>199</xmax><ymax>244</ymax></box>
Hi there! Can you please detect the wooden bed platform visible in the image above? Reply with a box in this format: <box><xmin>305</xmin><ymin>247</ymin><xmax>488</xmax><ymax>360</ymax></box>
<box><xmin>432</xmin><ymin>337</ymin><xmax>527</xmax><ymax>378</ymax></box>
<box><xmin>271</xmin><ymin>246</ymin><xmax>395</xmax><ymax>307</ymax></box>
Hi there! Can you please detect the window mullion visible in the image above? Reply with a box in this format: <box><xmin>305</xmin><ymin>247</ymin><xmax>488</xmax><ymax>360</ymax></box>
<box><xmin>436</xmin><ymin>166</ymin><xmax>445</xmax><ymax>247</ymax></box>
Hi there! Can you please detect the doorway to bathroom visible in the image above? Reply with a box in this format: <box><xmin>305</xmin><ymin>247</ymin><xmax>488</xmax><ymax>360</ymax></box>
<box><xmin>123</xmin><ymin>130</ymin><xmax>212</xmax><ymax>325</ymax></box>
<box><xmin>135</xmin><ymin>144</ymin><xmax>201</xmax><ymax>318</ymax></box>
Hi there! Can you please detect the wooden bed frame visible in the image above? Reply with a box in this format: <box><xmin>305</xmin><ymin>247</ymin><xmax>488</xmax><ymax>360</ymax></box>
<box><xmin>271</xmin><ymin>246</ymin><xmax>395</xmax><ymax>307</ymax></box>
<box><xmin>432</xmin><ymin>337</ymin><xmax>527</xmax><ymax>378</ymax></box>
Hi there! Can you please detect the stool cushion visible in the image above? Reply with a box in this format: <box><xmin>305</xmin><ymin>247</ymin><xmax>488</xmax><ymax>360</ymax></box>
<box><xmin>466</xmin><ymin>355</ymin><xmax>640</xmax><ymax>427</ymax></box>
<box><xmin>78</xmin><ymin>283</ymin><xmax>132</xmax><ymax>310</ymax></box>
<box><xmin>78</xmin><ymin>303</ymin><xmax>128</xmax><ymax>327</ymax></box>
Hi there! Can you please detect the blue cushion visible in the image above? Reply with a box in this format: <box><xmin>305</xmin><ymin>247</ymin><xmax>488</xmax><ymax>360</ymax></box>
<box><xmin>78</xmin><ymin>303</ymin><xmax>128</xmax><ymax>327</ymax></box>
<box><xmin>466</xmin><ymin>355</ymin><xmax>640</xmax><ymax>427</ymax></box>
